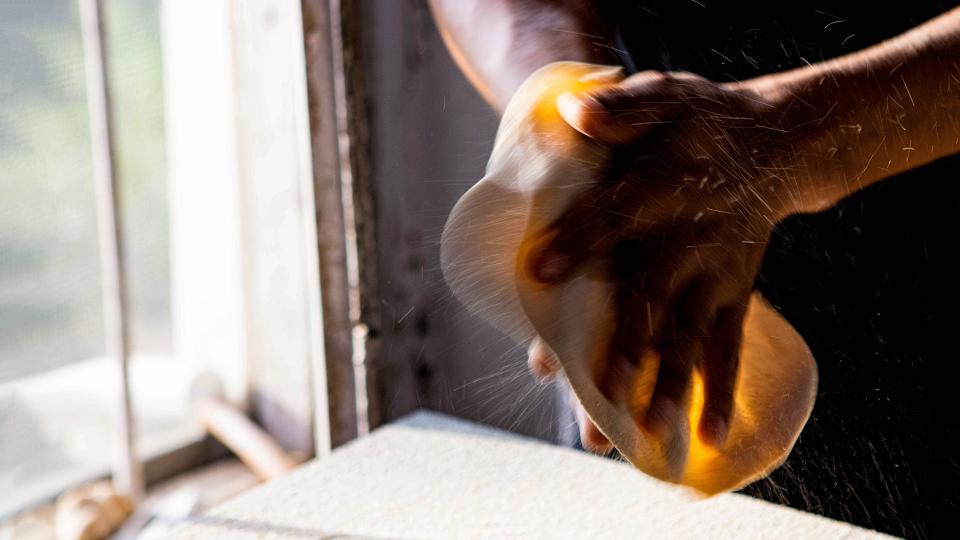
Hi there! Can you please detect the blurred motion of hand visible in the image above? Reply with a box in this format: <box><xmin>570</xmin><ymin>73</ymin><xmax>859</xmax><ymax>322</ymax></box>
<box><xmin>525</xmin><ymin>70</ymin><xmax>810</xmax><ymax>451</ymax></box>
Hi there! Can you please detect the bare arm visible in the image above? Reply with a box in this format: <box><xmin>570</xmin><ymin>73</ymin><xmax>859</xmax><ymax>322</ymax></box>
<box><xmin>746</xmin><ymin>7</ymin><xmax>960</xmax><ymax>214</ymax></box>
<box><xmin>427</xmin><ymin>0</ymin><xmax>612</xmax><ymax>112</ymax></box>
<box><xmin>531</xmin><ymin>7</ymin><xmax>960</xmax><ymax>447</ymax></box>
<box><xmin>432</xmin><ymin>1</ymin><xmax>960</xmax><ymax>450</ymax></box>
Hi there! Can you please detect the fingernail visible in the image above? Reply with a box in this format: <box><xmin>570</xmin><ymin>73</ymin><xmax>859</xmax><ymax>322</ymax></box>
<box><xmin>644</xmin><ymin>395</ymin><xmax>680</xmax><ymax>443</ymax></box>
<box><xmin>557</xmin><ymin>91</ymin><xmax>636</xmax><ymax>146</ymax></box>
<box><xmin>699</xmin><ymin>412</ymin><xmax>728</xmax><ymax>448</ymax></box>
<box><xmin>557</xmin><ymin>92</ymin><xmax>607</xmax><ymax>129</ymax></box>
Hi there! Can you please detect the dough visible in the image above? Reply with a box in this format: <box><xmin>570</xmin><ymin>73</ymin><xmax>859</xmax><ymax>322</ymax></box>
<box><xmin>441</xmin><ymin>62</ymin><xmax>818</xmax><ymax>495</ymax></box>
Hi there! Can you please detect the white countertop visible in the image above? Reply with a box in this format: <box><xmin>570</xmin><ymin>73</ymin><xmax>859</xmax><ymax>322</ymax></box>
<box><xmin>170</xmin><ymin>410</ymin><xmax>890</xmax><ymax>539</ymax></box>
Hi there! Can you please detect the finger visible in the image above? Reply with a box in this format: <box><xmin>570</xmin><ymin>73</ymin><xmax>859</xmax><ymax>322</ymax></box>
<box><xmin>595</xmin><ymin>243</ymin><xmax>675</xmax><ymax>399</ymax></box>
<box><xmin>572</xmin><ymin>397</ymin><xmax>613</xmax><ymax>453</ymax></box>
<box><xmin>527</xmin><ymin>338</ymin><xmax>560</xmax><ymax>381</ymax></box>
<box><xmin>526</xmin><ymin>187</ymin><xmax>622</xmax><ymax>284</ymax></box>
<box><xmin>597</xmin><ymin>287</ymin><xmax>663</xmax><ymax>396</ymax></box>
<box><xmin>594</xmin><ymin>349</ymin><xmax>636</xmax><ymax>404</ymax></box>
<box><xmin>556</xmin><ymin>70</ymin><xmax>682</xmax><ymax>146</ymax></box>
<box><xmin>698</xmin><ymin>303</ymin><xmax>747</xmax><ymax>447</ymax></box>
<box><xmin>600</xmin><ymin>243</ymin><xmax>699</xmax><ymax>406</ymax></box>
<box><xmin>643</xmin><ymin>281</ymin><xmax>713</xmax><ymax>442</ymax></box>
<box><xmin>644</xmin><ymin>337</ymin><xmax>699</xmax><ymax>443</ymax></box>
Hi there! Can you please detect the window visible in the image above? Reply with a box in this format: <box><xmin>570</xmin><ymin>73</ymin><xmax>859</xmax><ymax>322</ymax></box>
<box><xmin>2</xmin><ymin>0</ymin><xmax>363</xmax><ymax>520</ymax></box>
<box><xmin>0</xmin><ymin>0</ymin><xmax>180</xmax><ymax>514</ymax></box>
<box><xmin>2</xmin><ymin>0</ymin><xmax>259</xmax><ymax>517</ymax></box>
<box><xmin>2</xmin><ymin>0</ymin><xmax>531</xmax><ymax>522</ymax></box>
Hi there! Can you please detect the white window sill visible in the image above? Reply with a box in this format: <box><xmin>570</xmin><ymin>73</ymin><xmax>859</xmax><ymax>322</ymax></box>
<box><xmin>1</xmin><ymin>355</ymin><xmax>208</xmax><ymax>517</ymax></box>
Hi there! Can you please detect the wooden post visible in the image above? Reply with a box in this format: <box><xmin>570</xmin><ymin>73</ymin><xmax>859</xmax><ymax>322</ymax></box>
<box><xmin>301</xmin><ymin>0</ymin><xmax>368</xmax><ymax>446</ymax></box>
<box><xmin>326</xmin><ymin>0</ymin><xmax>370</xmax><ymax>436</ymax></box>
<box><xmin>78</xmin><ymin>0</ymin><xmax>144</xmax><ymax>500</ymax></box>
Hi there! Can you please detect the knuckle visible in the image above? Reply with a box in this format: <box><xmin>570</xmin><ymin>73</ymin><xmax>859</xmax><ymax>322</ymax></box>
<box><xmin>631</xmin><ymin>69</ymin><xmax>672</xmax><ymax>88</ymax></box>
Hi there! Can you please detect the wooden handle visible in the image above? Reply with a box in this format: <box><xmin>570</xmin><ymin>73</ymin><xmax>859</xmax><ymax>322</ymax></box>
<box><xmin>195</xmin><ymin>398</ymin><xmax>298</xmax><ymax>481</ymax></box>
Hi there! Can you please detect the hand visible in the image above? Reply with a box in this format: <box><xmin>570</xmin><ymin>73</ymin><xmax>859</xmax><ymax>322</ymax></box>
<box><xmin>526</xmin><ymin>70</ymin><xmax>805</xmax><ymax>448</ymax></box>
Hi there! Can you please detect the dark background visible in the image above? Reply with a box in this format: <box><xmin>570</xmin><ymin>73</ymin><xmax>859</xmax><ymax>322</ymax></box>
<box><xmin>591</xmin><ymin>2</ymin><xmax>960</xmax><ymax>537</ymax></box>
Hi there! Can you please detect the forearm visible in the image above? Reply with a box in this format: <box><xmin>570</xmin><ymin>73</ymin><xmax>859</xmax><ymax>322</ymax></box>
<box><xmin>751</xmin><ymin>8</ymin><xmax>960</xmax><ymax>214</ymax></box>
<box><xmin>428</xmin><ymin>0</ymin><xmax>610</xmax><ymax>112</ymax></box>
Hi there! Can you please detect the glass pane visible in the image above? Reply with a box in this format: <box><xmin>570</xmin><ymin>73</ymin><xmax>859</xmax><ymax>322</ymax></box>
<box><xmin>0</xmin><ymin>0</ymin><xmax>178</xmax><ymax>516</ymax></box>
<box><xmin>104</xmin><ymin>0</ymin><xmax>195</xmax><ymax>479</ymax></box>
<box><xmin>0</xmin><ymin>2</ymin><xmax>104</xmax><ymax>380</ymax></box>
<box><xmin>0</xmin><ymin>0</ymin><xmax>110</xmax><ymax>515</ymax></box>
<box><xmin>106</xmin><ymin>0</ymin><xmax>170</xmax><ymax>358</ymax></box>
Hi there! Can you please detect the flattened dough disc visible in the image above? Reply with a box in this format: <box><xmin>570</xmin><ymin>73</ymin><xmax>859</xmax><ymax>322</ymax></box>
<box><xmin>441</xmin><ymin>62</ymin><xmax>817</xmax><ymax>495</ymax></box>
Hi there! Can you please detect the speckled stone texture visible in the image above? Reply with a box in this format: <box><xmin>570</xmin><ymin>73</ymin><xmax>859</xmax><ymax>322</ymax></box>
<box><xmin>170</xmin><ymin>411</ymin><xmax>889</xmax><ymax>539</ymax></box>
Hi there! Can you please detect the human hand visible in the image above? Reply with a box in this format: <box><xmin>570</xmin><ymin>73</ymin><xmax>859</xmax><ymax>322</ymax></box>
<box><xmin>525</xmin><ymin>70</ymin><xmax>806</xmax><ymax>449</ymax></box>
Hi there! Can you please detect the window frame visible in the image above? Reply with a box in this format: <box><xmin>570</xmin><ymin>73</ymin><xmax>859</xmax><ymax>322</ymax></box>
<box><xmin>3</xmin><ymin>0</ymin><xmax>365</xmax><ymax>518</ymax></box>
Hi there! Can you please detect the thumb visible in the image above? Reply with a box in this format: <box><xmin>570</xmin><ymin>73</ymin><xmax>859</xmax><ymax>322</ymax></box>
<box><xmin>556</xmin><ymin>70</ymin><xmax>681</xmax><ymax>146</ymax></box>
<box><xmin>525</xmin><ymin>186</ymin><xmax>621</xmax><ymax>284</ymax></box>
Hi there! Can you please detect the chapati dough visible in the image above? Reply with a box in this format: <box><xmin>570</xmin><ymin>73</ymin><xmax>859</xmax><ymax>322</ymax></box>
<box><xmin>441</xmin><ymin>62</ymin><xmax>817</xmax><ymax>495</ymax></box>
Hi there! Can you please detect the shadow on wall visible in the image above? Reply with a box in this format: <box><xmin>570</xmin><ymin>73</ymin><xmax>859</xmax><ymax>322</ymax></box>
<box><xmin>358</xmin><ymin>1</ymin><xmax>572</xmax><ymax>443</ymax></box>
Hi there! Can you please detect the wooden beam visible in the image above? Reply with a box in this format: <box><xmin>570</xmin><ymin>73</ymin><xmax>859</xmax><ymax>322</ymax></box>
<box><xmin>301</xmin><ymin>0</ymin><xmax>368</xmax><ymax>445</ymax></box>
<box><xmin>230</xmin><ymin>0</ymin><xmax>328</xmax><ymax>456</ymax></box>
<box><xmin>78</xmin><ymin>0</ymin><xmax>144</xmax><ymax>500</ymax></box>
